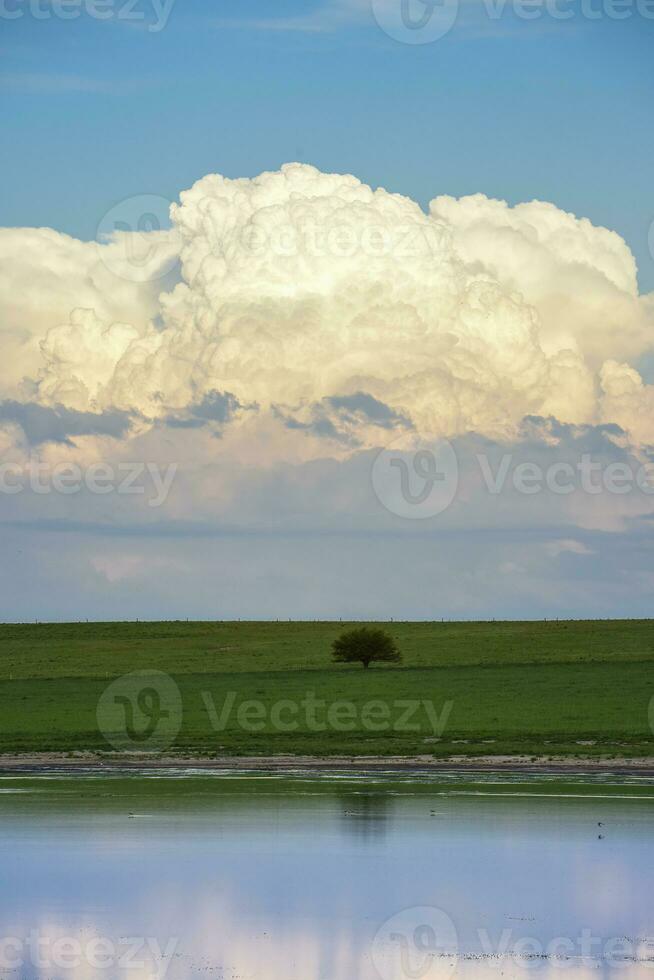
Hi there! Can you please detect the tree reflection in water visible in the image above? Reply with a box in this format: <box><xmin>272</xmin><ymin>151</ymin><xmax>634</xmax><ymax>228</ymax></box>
<box><xmin>338</xmin><ymin>790</ymin><xmax>391</xmax><ymax>840</ymax></box>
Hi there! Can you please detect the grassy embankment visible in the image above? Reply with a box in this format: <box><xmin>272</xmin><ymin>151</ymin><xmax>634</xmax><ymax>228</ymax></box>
<box><xmin>0</xmin><ymin>619</ymin><xmax>652</xmax><ymax>758</ymax></box>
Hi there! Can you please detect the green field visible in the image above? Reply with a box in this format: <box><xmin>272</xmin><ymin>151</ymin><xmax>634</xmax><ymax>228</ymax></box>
<box><xmin>0</xmin><ymin>619</ymin><xmax>653</xmax><ymax>758</ymax></box>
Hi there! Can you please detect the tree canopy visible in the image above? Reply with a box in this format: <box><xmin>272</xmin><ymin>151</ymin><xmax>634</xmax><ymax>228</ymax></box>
<box><xmin>331</xmin><ymin>627</ymin><xmax>401</xmax><ymax>669</ymax></box>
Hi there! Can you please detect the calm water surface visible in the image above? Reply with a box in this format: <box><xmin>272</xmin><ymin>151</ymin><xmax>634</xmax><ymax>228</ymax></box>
<box><xmin>0</xmin><ymin>772</ymin><xmax>652</xmax><ymax>979</ymax></box>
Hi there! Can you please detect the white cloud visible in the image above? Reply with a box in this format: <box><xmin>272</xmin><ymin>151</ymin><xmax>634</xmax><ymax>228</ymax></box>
<box><xmin>29</xmin><ymin>165</ymin><xmax>654</xmax><ymax>445</ymax></box>
<box><xmin>0</xmin><ymin>225</ymin><xmax>171</xmax><ymax>404</ymax></box>
<box><xmin>1</xmin><ymin>162</ymin><xmax>654</xmax><ymax>455</ymax></box>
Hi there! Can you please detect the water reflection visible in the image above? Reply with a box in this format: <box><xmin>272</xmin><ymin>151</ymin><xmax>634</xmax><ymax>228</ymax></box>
<box><xmin>0</xmin><ymin>775</ymin><xmax>652</xmax><ymax>979</ymax></box>
<box><xmin>338</xmin><ymin>789</ymin><xmax>391</xmax><ymax>839</ymax></box>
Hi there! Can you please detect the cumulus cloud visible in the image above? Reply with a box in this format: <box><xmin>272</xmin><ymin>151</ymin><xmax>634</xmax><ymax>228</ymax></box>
<box><xmin>430</xmin><ymin>193</ymin><xmax>647</xmax><ymax>362</ymax></box>
<box><xmin>5</xmin><ymin>164</ymin><xmax>654</xmax><ymax>619</ymax></box>
<box><xmin>0</xmin><ymin>225</ymin><xmax>176</xmax><ymax>404</ymax></box>
<box><xmin>2</xmin><ymin>162</ymin><xmax>654</xmax><ymax>456</ymax></box>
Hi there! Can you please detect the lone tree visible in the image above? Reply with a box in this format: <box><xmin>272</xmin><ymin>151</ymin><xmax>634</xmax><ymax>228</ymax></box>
<box><xmin>332</xmin><ymin>627</ymin><xmax>401</xmax><ymax>669</ymax></box>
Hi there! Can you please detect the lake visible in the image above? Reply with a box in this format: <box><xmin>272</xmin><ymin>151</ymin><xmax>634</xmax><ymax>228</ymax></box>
<box><xmin>0</xmin><ymin>771</ymin><xmax>652</xmax><ymax>979</ymax></box>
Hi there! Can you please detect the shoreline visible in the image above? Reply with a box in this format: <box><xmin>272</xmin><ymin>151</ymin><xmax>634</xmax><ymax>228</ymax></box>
<box><xmin>2</xmin><ymin>753</ymin><xmax>654</xmax><ymax>778</ymax></box>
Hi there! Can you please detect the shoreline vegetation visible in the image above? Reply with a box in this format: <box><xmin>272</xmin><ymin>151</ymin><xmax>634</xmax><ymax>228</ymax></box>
<box><xmin>1</xmin><ymin>619</ymin><xmax>653</xmax><ymax>762</ymax></box>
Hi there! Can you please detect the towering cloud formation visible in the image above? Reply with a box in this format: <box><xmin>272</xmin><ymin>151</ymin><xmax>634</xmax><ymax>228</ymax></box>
<box><xmin>1</xmin><ymin>163</ymin><xmax>653</xmax><ymax>448</ymax></box>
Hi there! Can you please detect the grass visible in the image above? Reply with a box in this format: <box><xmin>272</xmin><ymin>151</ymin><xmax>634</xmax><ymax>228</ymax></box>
<box><xmin>0</xmin><ymin>619</ymin><xmax>652</xmax><ymax>758</ymax></box>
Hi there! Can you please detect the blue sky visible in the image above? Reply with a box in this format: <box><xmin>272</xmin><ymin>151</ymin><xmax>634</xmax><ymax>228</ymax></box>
<box><xmin>2</xmin><ymin>0</ymin><xmax>654</xmax><ymax>291</ymax></box>
<box><xmin>2</xmin><ymin>1</ymin><xmax>654</xmax><ymax>620</ymax></box>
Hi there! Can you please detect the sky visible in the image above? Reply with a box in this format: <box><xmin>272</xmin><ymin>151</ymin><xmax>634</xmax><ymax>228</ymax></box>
<box><xmin>1</xmin><ymin>0</ymin><xmax>654</xmax><ymax>620</ymax></box>
<box><xmin>2</xmin><ymin>0</ymin><xmax>653</xmax><ymax>290</ymax></box>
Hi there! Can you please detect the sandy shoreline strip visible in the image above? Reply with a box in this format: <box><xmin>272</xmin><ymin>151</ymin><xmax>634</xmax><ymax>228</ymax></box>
<box><xmin>1</xmin><ymin>754</ymin><xmax>654</xmax><ymax>777</ymax></box>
